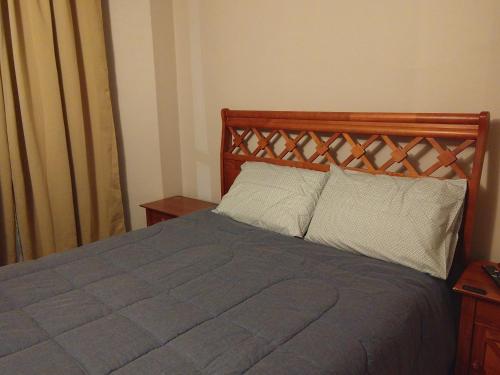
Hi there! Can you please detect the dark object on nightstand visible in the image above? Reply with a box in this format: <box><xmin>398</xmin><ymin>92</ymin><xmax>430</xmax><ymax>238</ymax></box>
<box><xmin>140</xmin><ymin>196</ymin><xmax>217</xmax><ymax>226</ymax></box>
<box><xmin>482</xmin><ymin>264</ymin><xmax>500</xmax><ymax>288</ymax></box>
<box><xmin>454</xmin><ymin>260</ymin><xmax>500</xmax><ymax>375</ymax></box>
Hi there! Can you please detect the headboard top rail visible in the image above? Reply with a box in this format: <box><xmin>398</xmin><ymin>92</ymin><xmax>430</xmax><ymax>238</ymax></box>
<box><xmin>220</xmin><ymin>108</ymin><xmax>489</xmax><ymax>265</ymax></box>
<box><xmin>225</xmin><ymin>109</ymin><xmax>483</xmax><ymax>125</ymax></box>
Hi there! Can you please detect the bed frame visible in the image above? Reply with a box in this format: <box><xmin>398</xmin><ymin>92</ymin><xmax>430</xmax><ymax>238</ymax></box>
<box><xmin>220</xmin><ymin>109</ymin><xmax>489</xmax><ymax>266</ymax></box>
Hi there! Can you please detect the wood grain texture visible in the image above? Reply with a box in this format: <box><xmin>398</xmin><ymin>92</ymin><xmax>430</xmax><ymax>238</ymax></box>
<box><xmin>141</xmin><ymin>196</ymin><xmax>216</xmax><ymax>226</ymax></box>
<box><xmin>454</xmin><ymin>261</ymin><xmax>500</xmax><ymax>375</ymax></box>
<box><xmin>144</xmin><ymin>210</ymin><xmax>175</xmax><ymax>226</ymax></box>
<box><xmin>469</xmin><ymin>324</ymin><xmax>500</xmax><ymax>375</ymax></box>
<box><xmin>220</xmin><ymin>109</ymin><xmax>489</xmax><ymax>266</ymax></box>
<box><xmin>453</xmin><ymin>261</ymin><xmax>500</xmax><ymax>305</ymax></box>
<box><xmin>455</xmin><ymin>295</ymin><xmax>477</xmax><ymax>375</ymax></box>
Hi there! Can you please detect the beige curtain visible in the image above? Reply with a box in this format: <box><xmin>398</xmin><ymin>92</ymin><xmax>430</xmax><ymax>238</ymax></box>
<box><xmin>0</xmin><ymin>0</ymin><xmax>125</xmax><ymax>265</ymax></box>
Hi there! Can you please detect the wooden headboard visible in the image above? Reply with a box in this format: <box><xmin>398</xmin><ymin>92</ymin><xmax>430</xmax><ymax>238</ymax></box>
<box><xmin>220</xmin><ymin>109</ymin><xmax>489</xmax><ymax>265</ymax></box>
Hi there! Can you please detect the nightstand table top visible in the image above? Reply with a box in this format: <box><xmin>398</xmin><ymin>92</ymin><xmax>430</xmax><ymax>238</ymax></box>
<box><xmin>453</xmin><ymin>260</ymin><xmax>500</xmax><ymax>304</ymax></box>
<box><xmin>140</xmin><ymin>196</ymin><xmax>217</xmax><ymax>217</ymax></box>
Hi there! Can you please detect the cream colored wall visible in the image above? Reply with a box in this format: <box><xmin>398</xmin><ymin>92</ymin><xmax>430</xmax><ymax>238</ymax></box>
<box><xmin>172</xmin><ymin>0</ymin><xmax>500</xmax><ymax>261</ymax></box>
<box><xmin>104</xmin><ymin>0</ymin><xmax>179</xmax><ymax>230</ymax></box>
<box><xmin>150</xmin><ymin>0</ymin><xmax>183</xmax><ymax>199</ymax></box>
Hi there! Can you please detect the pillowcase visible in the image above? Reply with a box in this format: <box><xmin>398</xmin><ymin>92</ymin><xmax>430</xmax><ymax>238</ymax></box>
<box><xmin>305</xmin><ymin>165</ymin><xmax>467</xmax><ymax>279</ymax></box>
<box><xmin>213</xmin><ymin>162</ymin><xmax>328</xmax><ymax>237</ymax></box>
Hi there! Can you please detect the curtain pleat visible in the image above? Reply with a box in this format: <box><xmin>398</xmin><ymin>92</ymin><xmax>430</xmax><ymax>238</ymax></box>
<box><xmin>0</xmin><ymin>1</ymin><xmax>25</xmax><ymax>264</ymax></box>
<box><xmin>0</xmin><ymin>0</ymin><xmax>125</xmax><ymax>265</ymax></box>
<box><xmin>0</xmin><ymin>52</ymin><xmax>16</xmax><ymax>264</ymax></box>
<box><xmin>6</xmin><ymin>0</ymin><xmax>77</xmax><ymax>259</ymax></box>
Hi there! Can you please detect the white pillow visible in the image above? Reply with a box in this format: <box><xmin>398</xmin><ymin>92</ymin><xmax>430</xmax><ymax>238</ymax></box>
<box><xmin>214</xmin><ymin>162</ymin><xmax>328</xmax><ymax>237</ymax></box>
<box><xmin>305</xmin><ymin>165</ymin><xmax>466</xmax><ymax>279</ymax></box>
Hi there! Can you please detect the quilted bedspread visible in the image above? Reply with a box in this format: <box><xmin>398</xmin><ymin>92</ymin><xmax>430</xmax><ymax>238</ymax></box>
<box><xmin>0</xmin><ymin>210</ymin><xmax>456</xmax><ymax>375</ymax></box>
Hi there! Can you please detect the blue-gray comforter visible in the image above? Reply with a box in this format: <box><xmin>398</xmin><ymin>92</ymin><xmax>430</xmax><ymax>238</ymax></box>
<box><xmin>0</xmin><ymin>210</ymin><xmax>455</xmax><ymax>374</ymax></box>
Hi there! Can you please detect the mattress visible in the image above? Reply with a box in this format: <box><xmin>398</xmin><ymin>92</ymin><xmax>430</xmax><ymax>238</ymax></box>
<box><xmin>0</xmin><ymin>210</ymin><xmax>456</xmax><ymax>374</ymax></box>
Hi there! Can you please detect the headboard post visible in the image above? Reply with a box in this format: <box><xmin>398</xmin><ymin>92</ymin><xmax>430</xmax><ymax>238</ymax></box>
<box><xmin>461</xmin><ymin>111</ymin><xmax>489</xmax><ymax>263</ymax></box>
<box><xmin>220</xmin><ymin>108</ymin><xmax>231</xmax><ymax>196</ymax></box>
<box><xmin>220</xmin><ymin>109</ymin><xmax>490</xmax><ymax>266</ymax></box>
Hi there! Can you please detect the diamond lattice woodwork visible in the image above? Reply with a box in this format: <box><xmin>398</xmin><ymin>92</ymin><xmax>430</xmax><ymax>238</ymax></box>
<box><xmin>227</xmin><ymin>128</ymin><xmax>476</xmax><ymax>179</ymax></box>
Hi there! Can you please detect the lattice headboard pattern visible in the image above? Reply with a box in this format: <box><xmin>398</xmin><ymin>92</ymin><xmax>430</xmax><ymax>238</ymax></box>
<box><xmin>220</xmin><ymin>109</ymin><xmax>489</xmax><ymax>264</ymax></box>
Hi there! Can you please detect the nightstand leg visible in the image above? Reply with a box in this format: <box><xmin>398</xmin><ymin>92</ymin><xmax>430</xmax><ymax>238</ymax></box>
<box><xmin>455</xmin><ymin>295</ymin><xmax>476</xmax><ymax>375</ymax></box>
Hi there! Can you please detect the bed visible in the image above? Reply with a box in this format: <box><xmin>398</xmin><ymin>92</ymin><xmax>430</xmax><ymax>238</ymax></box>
<box><xmin>0</xmin><ymin>110</ymin><xmax>489</xmax><ymax>374</ymax></box>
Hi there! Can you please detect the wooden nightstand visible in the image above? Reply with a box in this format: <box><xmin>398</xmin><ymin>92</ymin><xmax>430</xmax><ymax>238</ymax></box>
<box><xmin>454</xmin><ymin>260</ymin><xmax>500</xmax><ymax>375</ymax></box>
<box><xmin>140</xmin><ymin>196</ymin><xmax>217</xmax><ymax>226</ymax></box>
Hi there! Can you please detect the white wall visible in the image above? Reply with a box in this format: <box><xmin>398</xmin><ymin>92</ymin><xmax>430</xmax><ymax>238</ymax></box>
<box><xmin>103</xmin><ymin>0</ymin><xmax>181</xmax><ymax>229</ymax></box>
<box><xmin>150</xmin><ymin>0</ymin><xmax>183</xmax><ymax>198</ymax></box>
<box><xmin>172</xmin><ymin>0</ymin><xmax>500</xmax><ymax>261</ymax></box>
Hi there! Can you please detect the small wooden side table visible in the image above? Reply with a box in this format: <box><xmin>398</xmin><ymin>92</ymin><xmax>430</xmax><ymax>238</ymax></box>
<box><xmin>140</xmin><ymin>196</ymin><xmax>217</xmax><ymax>226</ymax></box>
<box><xmin>453</xmin><ymin>260</ymin><xmax>500</xmax><ymax>375</ymax></box>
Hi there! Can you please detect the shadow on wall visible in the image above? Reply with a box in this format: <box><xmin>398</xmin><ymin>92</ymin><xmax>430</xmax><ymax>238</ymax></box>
<box><xmin>101</xmin><ymin>0</ymin><xmax>131</xmax><ymax>231</ymax></box>
<box><xmin>475</xmin><ymin>118</ymin><xmax>500</xmax><ymax>260</ymax></box>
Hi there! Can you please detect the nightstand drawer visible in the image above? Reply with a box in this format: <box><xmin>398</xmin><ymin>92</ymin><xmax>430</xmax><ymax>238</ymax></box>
<box><xmin>146</xmin><ymin>210</ymin><xmax>175</xmax><ymax>226</ymax></box>
<box><xmin>470</xmin><ymin>324</ymin><xmax>500</xmax><ymax>375</ymax></box>
<box><xmin>476</xmin><ymin>300</ymin><xmax>500</xmax><ymax>329</ymax></box>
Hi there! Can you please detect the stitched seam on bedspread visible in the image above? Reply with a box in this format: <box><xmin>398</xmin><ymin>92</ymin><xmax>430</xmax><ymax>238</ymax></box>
<box><xmin>3</xmin><ymin>235</ymin><xmax>233</xmax><ymax>313</ymax></box>
<box><xmin>2</xmin><ymin>287</ymin><xmax>164</xmax><ymax>362</ymax></box>
<box><xmin>108</xmin><ymin>277</ymin><xmax>296</xmax><ymax>373</ymax></box>
<box><xmin>9</xmin><ymin>309</ymin><xmax>91</xmax><ymax>375</ymax></box>
<box><xmin>0</xmin><ymin>225</ymin><xmax>165</xmax><ymax>283</ymax></box>
<box><xmin>6</xmin><ymin>267</ymin><xmax>325</xmax><ymax>372</ymax></box>
<box><xmin>3</xmin><ymin>250</ymin><xmax>242</xmax><ymax>362</ymax></box>
<box><xmin>241</xmin><ymin>301</ymin><xmax>339</xmax><ymax>374</ymax></box>
<box><xmin>2</xmin><ymin>247</ymin><xmax>333</xmax><ymax>373</ymax></box>
<box><xmin>2</xmin><ymin>292</ymin><xmax>162</xmax><ymax>363</ymax></box>
<box><xmin>3</xmin><ymin>273</ymin><xmax>328</xmax><ymax>373</ymax></box>
<box><xmin>0</xmin><ymin>216</ymin><xmax>262</xmax><ymax>286</ymax></box>
<box><xmin>1</xmin><ymin>250</ymin><xmax>289</xmax><ymax>371</ymax></box>
<box><xmin>100</xmin><ymin>312</ymin><xmax>163</xmax><ymax>374</ymax></box>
